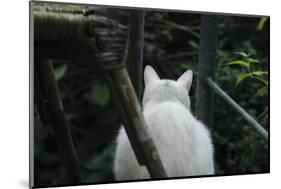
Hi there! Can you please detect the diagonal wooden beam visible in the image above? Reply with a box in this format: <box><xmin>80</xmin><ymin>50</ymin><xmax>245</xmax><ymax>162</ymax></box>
<box><xmin>35</xmin><ymin>59</ymin><xmax>82</xmax><ymax>184</ymax></box>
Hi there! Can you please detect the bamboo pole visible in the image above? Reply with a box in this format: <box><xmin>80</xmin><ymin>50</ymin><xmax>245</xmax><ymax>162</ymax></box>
<box><xmin>105</xmin><ymin>66</ymin><xmax>167</xmax><ymax>178</ymax></box>
<box><xmin>35</xmin><ymin>59</ymin><xmax>82</xmax><ymax>184</ymax></box>
<box><xmin>33</xmin><ymin>11</ymin><xmax>127</xmax><ymax>42</ymax></box>
<box><xmin>33</xmin><ymin>10</ymin><xmax>127</xmax><ymax>66</ymax></box>
<box><xmin>195</xmin><ymin>15</ymin><xmax>218</xmax><ymax>128</ymax></box>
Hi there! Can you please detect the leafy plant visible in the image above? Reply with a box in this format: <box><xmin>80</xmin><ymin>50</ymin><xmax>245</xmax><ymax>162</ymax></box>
<box><xmin>54</xmin><ymin>65</ymin><xmax>67</xmax><ymax>81</ymax></box>
<box><xmin>85</xmin><ymin>83</ymin><xmax>111</xmax><ymax>107</ymax></box>
<box><xmin>224</xmin><ymin>52</ymin><xmax>268</xmax><ymax>96</ymax></box>
<box><xmin>223</xmin><ymin>52</ymin><xmax>268</xmax><ymax>122</ymax></box>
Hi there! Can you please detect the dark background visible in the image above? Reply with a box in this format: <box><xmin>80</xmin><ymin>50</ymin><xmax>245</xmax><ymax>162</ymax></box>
<box><xmin>34</xmin><ymin>4</ymin><xmax>269</xmax><ymax>186</ymax></box>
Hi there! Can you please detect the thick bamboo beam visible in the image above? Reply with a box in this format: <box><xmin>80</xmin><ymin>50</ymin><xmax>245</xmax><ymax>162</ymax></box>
<box><xmin>195</xmin><ymin>15</ymin><xmax>218</xmax><ymax>128</ymax></box>
<box><xmin>105</xmin><ymin>66</ymin><xmax>167</xmax><ymax>178</ymax></box>
<box><xmin>34</xmin><ymin>11</ymin><xmax>127</xmax><ymax>42</ymax></box>
<box><xmin>34</xmin><ymin>12</ymin><xmax>88</xmax><ymax>41</ymax></box>
<box><xmin>34</xmin><ymin>10</ymin><xmax>127</xmax><ymax>66</ymax></box>
<box><xmin>35</xmin><ymin>59</ymin><xmax>82</xmax><ymax>184</ymax></box>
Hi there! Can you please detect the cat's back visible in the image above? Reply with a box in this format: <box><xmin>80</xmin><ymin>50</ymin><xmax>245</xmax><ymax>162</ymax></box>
<box><xmin>146</xmin><ymin>101</ymin><xmax>210</xmax><ymax>140</ymax></box>
<box><xmin>114</xmin><ymin>102</ymin><xmax>214</xmax><ymax>179</ymax></box>
<box><xmin>143</xmin><ymin>101</ymin><xmax>194</xmax><ymax>129</ymax></box>
<box><xmin>144</xmin><ymin>102</ymin><xmax>214</xmax><ymax>176</ymax></box>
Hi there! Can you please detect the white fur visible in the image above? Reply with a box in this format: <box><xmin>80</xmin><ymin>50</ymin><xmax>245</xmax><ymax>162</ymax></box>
<box><xmin>114</xmin><ymin>65</ymin><xmax>214</xmax><ymax>180</ymax></box>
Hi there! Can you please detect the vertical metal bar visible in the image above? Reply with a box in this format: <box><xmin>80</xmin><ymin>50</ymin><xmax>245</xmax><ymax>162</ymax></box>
<box><xmin>126</xmin><ymin>10</ymin><xmax>145</xmax><ymax>100</ymax></box>
<box><xmin>196</xmin><ymin>14</ymin><xmax>218</xmax><ymax>128</ymax></box>
<box><xmin>206</xmin><ymin>78</ymin><xmax>268</xmax><ymax>140</ymax></box>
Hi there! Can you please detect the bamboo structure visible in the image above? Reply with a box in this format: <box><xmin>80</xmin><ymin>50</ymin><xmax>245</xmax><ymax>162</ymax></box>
<box><xmin>34</xmin><ymin>4</ymin><xmax>128</xmax><ymax>66</ymax></box>
<box><xmin>33</xmin><ymin>2</ymin><xmax>166</xmax><ymax>182</ymax></box>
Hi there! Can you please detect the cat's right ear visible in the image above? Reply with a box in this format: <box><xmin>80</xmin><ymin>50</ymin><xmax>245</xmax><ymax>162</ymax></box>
<box><xmin>177</xmin><ymin>70</ymin><xmax>193</xmax><ymax>91</ymax></box>
<box><xmin>144</xmin><ymin>65</ymin><xmax>160</xmax><ymax>85</ymax></box>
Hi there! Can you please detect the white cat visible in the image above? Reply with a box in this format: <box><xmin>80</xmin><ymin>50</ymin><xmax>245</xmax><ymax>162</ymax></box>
<box><xmin>114</xmin><ymin>65</ymin><xmax>214</xmax><ymax>180</ymax></box>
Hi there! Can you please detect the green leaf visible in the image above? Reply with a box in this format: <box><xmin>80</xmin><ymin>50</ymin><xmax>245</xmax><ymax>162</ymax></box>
<box><xmin>256</xmin><ymin>86</ymin><xmax>268</xmax><ymax>96</ymax></box>
<box><xmin>86</xmin><ymin>83</ymin><xmax>110</xmax><ymax>107</ymax></box>
<box><xmin>234</xmin><ymin>52</ymin><xmax>248</xmax><ymax>57</ymax></box>
<box><xmin>181</xmin><ymin>64</ymin><xmax>192</xmax><ymax>70</ymax></box>
<box><xmin>188</xmin><ymin>40</ymin><xmax>199</xmax><ymax>49</ymax></box>
<box><xmin>257</xmin><ymin>107</ymin><xmax>268</xmax><ymax>120</ymax></box>
<box><xmin>247</xmin><ymin>58</ymin><xmax>260</xmax><ymax>63</ymax></box>
<box><xmin>224</xmin><ymin>60</ymin><xmax>250</xmax><ymax>68</ymax></box>
<box><xmin>257</xmin><ymin>17</ymin><xmax>269</xmax><ymax>31</ymax></box>
<box><xmin>54</xmin><ymin>65</ymin><xmax>67</xmax><ymax>80</ymax></box>
<box><xmin>252</xmin><ymin>71</ymin><xmax>268</xmax><ymax>76</ymax></box>
<box><xmin>235</xmin><ymin>72</ymin><xmax>252</xmax><ymax>86</ymax></box>
<box><xmin>65</xmin><ymin>113</ymin><xmax>77</xmax><ymax>121</ymax></box>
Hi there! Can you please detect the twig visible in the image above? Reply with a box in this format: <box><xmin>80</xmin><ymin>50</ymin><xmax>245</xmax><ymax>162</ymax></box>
<box><xmin>150</xmin><ymin>18</ymin><xmax>200</xmax><ymax>38</ymax></box>
<box><xmin>166</xmin><ymin>51</ymin><xmax>198</xmax><ymax>59</ymax></box>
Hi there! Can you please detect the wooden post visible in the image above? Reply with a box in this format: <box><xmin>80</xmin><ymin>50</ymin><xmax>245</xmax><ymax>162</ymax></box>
<box><xmin>35</xmin><ymin>59</ymin><xmax>82</xmax><ymax>184</ymax></box>
<box><xmin>105</xmin><ymin>66</ymin><xmax>167</xmax><ymax>178</ymax></box>
<box><xmin>195</xmin><ymin>15</ymin><xmax>218</xmax><ymax>128</ymax></box>
<box><xmin>126</xmin><ymin>10</ymin><xmax>145</xmax><ymax>100</ymax></box>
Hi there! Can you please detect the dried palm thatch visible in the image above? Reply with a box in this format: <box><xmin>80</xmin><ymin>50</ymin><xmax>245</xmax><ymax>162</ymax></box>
<box><xmin>33</xmin><ymin>2</ymin><xmax>129</xmax><ymax>67</ymax></box>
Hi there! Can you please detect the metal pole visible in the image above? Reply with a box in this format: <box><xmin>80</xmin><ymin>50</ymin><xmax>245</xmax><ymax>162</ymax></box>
<box><xmin>126</xmin><ymin>10</ymin><xmax>145</xmax><ymax>100</ymax></box>
<box><xmin>196</xmin><ymin>15</ymin><xmax>218</xmax><ymax>128</ymax></box>
<box><xmin>206</xmin><ymin>78</ymin><xmax>268</xmax><ymax>140</ymax></box>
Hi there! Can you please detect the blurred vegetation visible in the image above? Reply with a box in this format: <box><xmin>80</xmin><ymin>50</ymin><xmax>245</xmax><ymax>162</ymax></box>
<box><xmin>34</xmin><ymin>6</ymin><xmax>269</xmax><ymax>186</ymax></box>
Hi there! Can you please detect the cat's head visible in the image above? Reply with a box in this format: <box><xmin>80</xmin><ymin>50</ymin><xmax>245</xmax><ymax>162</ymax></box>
<box><xmin>142</xmin><ymin>65</ymin><xmax>193</xmax><ymax>110</ymax></box>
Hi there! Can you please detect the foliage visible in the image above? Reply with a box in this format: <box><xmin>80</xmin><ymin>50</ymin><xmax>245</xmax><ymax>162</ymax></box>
<box><xmin>224</xmin><ymin>52</ymin><xmax>268</xmax><ymax>90</ymax></box>
<box><xmin>212</xmin><ymin>17</ymin><xmax>269</xmax><ymax>174</ymax></box>
<box><xmin>223</xmin><ymin>52</ymin><xmax>268</xmax><ymax>125</ymax></box>
<box><xmin>84</xmin><ymin>83</ymin><xmax>110</xmax><ymax>107</ymax></box>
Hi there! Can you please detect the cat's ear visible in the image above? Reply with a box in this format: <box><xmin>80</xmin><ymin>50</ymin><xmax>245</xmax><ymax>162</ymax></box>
<box><xmin>177</xmin><ymin>70</ymin><xmax>193</xmax><ymax>91</ymax></box>
<box><xmin>144</xmin><ymin>65</ymin><xmax>160</xmax><ymax>85</ymax></box>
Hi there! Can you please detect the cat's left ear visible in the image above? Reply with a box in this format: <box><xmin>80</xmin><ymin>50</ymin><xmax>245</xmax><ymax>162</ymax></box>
<box><xmin>144</xmin><ymin>65</ymin><xmax>160</xmax><ymax>86</ymax></box>
<box><xmin>177</xmin><ymin>70</ymin><xmax>193</xmax><ymax>91</ymax></box>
